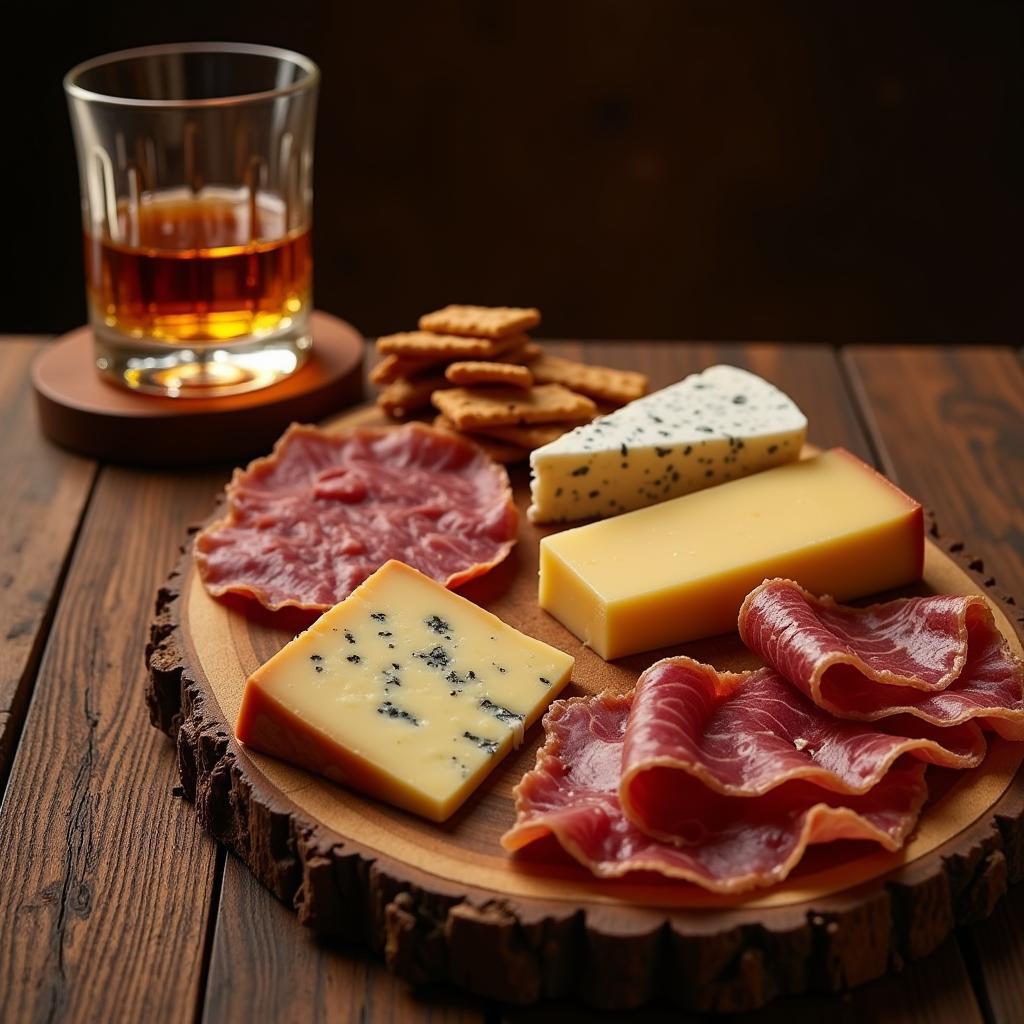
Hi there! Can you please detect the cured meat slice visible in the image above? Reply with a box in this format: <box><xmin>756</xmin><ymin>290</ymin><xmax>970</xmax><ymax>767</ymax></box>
<box><xmin>501</xmin><ymin>690</ymin><xmax>928</xmax><ymax>893</ymax></box>
<box><xmin>739</xmin><ymin>579</ymin><xmax>1024</xmax><ymax>737</ymax></box>
<box><xmin>618</xmin><ymin>657</ymin><xmax>984</xmax><ymax>843</ymax></box>
<box><xmin>195</xmin><ymin>423</ymin><xmax>518</xmax><ymax>612</ymax></box>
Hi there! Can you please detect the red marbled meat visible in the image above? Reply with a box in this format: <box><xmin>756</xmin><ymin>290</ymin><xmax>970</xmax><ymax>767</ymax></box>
<box><xmin>502</xmin><ymin>688</ymin><xmax>929</xmax><ymax>894</ymax></box>
<box><xmin>195</xmin><ymin>423</ymin><xmax>518</xmax><ymax>612</ymax></box>
<box><xmin>618</xmin><ymin>656</ymin><xmax>984</xmax><ymax>843</ymax></box>
<box><xmin>739</xmin><ymin>579</ymin><xmax>1024</xmax><ymax>737</ymax></box>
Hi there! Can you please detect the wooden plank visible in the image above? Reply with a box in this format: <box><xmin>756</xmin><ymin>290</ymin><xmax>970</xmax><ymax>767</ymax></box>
<box><xmin>756</xmin><ymin>936</ymin><xmax>983</xmax><ymax>1024</ymax></box>
<box><xmin>498</xmin><ymin>936</ymin><xmax>981</xmax><ymax>1023</ymax></box>
<box><xmin>846</xmin><ymin>344</ymin><xmax>1024</xmax><ymax>1022</ymax></box>
<box><xmin>0</xmin><ymin>463</ymin><xmax>228</xmax><ymax>1023</ymax></box>
<box><xmin>0</xmin><ymin>339</ymin><xmax>97</xmax><ymax>780</ymax></box>
<box><xmin>203</xmin><ymin>854</ymin><xmax>486</xmax><ymax>1024</ymax></box>
<box><xmin>843</xmin><ymin>345</ymin><xmax>1024</xmax><ymax>595</ymax></box>
<box><xmin>845</xmin><ymin>344</ymin><xmax>1024</xmax><ymax>1024</ymax></box>
<box><xmin>964</xmin><ymin>887</ymin><xmax>1024</xmax><ymax>1023</ymax></box>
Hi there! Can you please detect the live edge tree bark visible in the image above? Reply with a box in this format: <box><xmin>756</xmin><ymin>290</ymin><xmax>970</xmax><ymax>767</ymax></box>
<box><xmin>145</xmin><ymin>514</ymin><xmax>1024</xmax><ymax>1013</ymax></box>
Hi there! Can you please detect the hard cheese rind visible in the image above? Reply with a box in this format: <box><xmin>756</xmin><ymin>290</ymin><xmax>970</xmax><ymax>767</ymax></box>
<box><xmin>528</xmin><ymin>364</ymin><xmax>807</xmax><ymax>523</ymax></box>
<box><xmin>236</xmin><ymin>560</ymin><xmax>574</xmax><ymax>821</ymax></box>
<box><xmin>539</xmin><ymin>448</ymin><xmax>924</xmax><ymax>660</ymax></box>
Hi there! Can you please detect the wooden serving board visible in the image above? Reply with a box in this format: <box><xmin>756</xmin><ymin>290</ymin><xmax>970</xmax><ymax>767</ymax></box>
<box><xmin>146</xmin><ymin>407</ymin><xmax>1024</xmax><ymax>1013</ymax></box>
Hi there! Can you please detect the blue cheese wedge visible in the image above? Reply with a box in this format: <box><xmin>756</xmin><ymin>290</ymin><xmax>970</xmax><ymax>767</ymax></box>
<box><xmin>235</xmin><ymin>560</ymin><xmax>574</xmax><ymax>822</ymax></box>
<box><xmin>527</xmin><ymin>364</ymin><xmax>807</xmax><ymax>523</ymax></box>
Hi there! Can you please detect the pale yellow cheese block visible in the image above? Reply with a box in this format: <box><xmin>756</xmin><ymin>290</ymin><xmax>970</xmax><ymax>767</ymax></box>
<box><xmin>236</xmin><ymin>560</ymin><xmax>575</xmax><ymax>821</ymax></box>
<box><xmin>539</xmin><ymin>448</ymin><xmax>924</xmax><ymax>659</ymax></box>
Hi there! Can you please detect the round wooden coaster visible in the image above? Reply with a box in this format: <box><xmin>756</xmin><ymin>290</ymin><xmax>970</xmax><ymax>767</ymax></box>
<box><xmin>145</xmin><ymin>409</ymin><xmax>1024</xmax><ymax>1013</ymax></box>
<box><xmin>31</xmin><ymin>311</ymin><xmax>364</xmax><ymax>467</ymax></box>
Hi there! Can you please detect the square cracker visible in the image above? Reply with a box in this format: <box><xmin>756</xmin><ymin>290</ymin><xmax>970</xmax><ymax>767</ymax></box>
<box><xmin>445</xmin><ymin>361</ymin><xmax>534</xmax><ymax>389</ymax></box>
<box><xmin>419</xmin><ymin>305</ymin><xmax>541</xmax><ymax>339</ymax></box>
<box><xmin>370</xmin><ymin>338</ymin><xmax>542</xmax><ymax>386</ymax></box>
<box><xmin>377</xmin><ymin>330</ymin><xmax>525</xmax><ymax>360</ymax></box>
<box><xmin>432</xmin><ymin>383</ymin><xmax>597</xmax><ymax>431</ymax></box>
<box><xmin>529</xmin><ymin>354</ymin><xmax>648</xmax><ymax>405</ymax></box>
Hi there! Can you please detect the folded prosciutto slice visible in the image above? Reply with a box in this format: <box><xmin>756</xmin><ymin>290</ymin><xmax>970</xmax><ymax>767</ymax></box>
<box><xmin>502</xmin><ymin>685</ymin><xmax>929</xmax><ymax>893</ymax></box>
<box><xmin>739</xmin><ymin>579</ymin><xmax>1024</xmax><ymax>737</ymax></box>
<box><xmin>504</xmin><ymin>580</ymin><xmax>1022</xmax><ymax>893</ymax></box>
<box><xmin>618</xmin><ymin>657</ymin><xmax>984</xmax><ymax>843</ymax></box>
<box><xmin>196</xmin><ymin>423</ymin><xmax>518</xmax><ymax>612</ymax></box>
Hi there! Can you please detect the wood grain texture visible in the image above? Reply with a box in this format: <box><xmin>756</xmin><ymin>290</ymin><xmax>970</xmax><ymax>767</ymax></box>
<box><xmin>844</xmin><ymin>346</ymin><xmax>1024</xmax><ymax>602</ymax></box>
<box><xmin>0</xmin><ymin>464</ymin><xmax>227</xmax><ymax>1023</ymax></box>
<box><xmin>203</xmin><ymin>854</ymin><xmax>486</xmax><ymax>1024</ymax></box>
<box><xmin>498</xmin><ymin>936</ymin><xmax>982</xmax><ymax>1024</ymax></box>
<box><xmin>0</xmin><ymin>338</ymin><xmax>96</xmax><ymax>778</ymax></box>
<box><xmin>964</xmin><ymin>886</ymin><xmax>1024</xmax><ymax>1024</ymax></box>
<box><xmin>846</xmin><ymin>345</ymin><xmax>1024</xmax><ymax>1024</ymax></box>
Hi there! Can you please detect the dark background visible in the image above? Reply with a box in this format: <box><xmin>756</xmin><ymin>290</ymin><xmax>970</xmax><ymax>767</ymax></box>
<box><xmin>10</xmin><ymin>1</ymin><xmax>1021</xmax><ymax>343</ymax></box>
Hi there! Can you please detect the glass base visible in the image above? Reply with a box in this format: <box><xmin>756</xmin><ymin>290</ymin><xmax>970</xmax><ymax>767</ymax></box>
<box><xmin>92</xmin><ymin>323</ymin><xmax>312</xmax><ymax>398</ymax></box>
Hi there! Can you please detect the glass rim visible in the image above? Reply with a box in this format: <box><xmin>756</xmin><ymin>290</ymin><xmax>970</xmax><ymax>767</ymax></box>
<box><xmin>63</xmin><ymin>41</ymin><xmax>320</xmax><ymax>109</ymax></box>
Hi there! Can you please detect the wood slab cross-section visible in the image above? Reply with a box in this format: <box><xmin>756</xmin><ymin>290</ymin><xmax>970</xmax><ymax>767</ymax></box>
<box><xmin>146</xmin><ymin>427</ymin><xmax>1024</xmax><ymax>1013</ymax></box>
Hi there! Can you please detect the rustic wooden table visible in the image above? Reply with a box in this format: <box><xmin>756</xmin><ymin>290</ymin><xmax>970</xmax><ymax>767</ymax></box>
<box><xmin>1</xmin><ymin>337</ymin><xmax>1022</xmax><ymax>1023</ymax></box>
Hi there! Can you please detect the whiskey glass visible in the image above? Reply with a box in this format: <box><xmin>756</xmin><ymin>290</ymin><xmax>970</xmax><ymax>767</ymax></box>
<box><xmin>65</xmin><ymin>42</ymin><xmax>319</xmax><ymax>397</ymax></box>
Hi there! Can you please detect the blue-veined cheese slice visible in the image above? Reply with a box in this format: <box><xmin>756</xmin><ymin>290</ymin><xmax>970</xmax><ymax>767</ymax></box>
<box><xmin>235</xmin><ymin>560</ymin><xmax>574</xmax><ymax>821</ymax></box>
<box><xmin>528</xmin><ymin>364</ymin><xmax>807</xmax><ymax>523</ymax></box>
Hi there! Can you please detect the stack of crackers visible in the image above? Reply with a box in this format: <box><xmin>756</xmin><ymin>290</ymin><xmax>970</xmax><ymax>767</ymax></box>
<box><xmin>372</xmin><ymin>304</ymin><xmax>648</xmax><ymax>463</ymax></box>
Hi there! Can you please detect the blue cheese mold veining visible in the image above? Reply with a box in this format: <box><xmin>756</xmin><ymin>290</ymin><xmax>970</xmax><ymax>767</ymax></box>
<box><xmin>527</xmin><ymin>364</ymin><xmax>807</xmax><ymax>523</ymax></box>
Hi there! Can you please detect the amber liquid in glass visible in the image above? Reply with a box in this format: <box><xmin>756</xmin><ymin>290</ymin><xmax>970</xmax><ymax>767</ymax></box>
<box><xmin>84</xmin><ymin>188</ymin><xmax>312</xmax><ymax>346</ymax></box>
